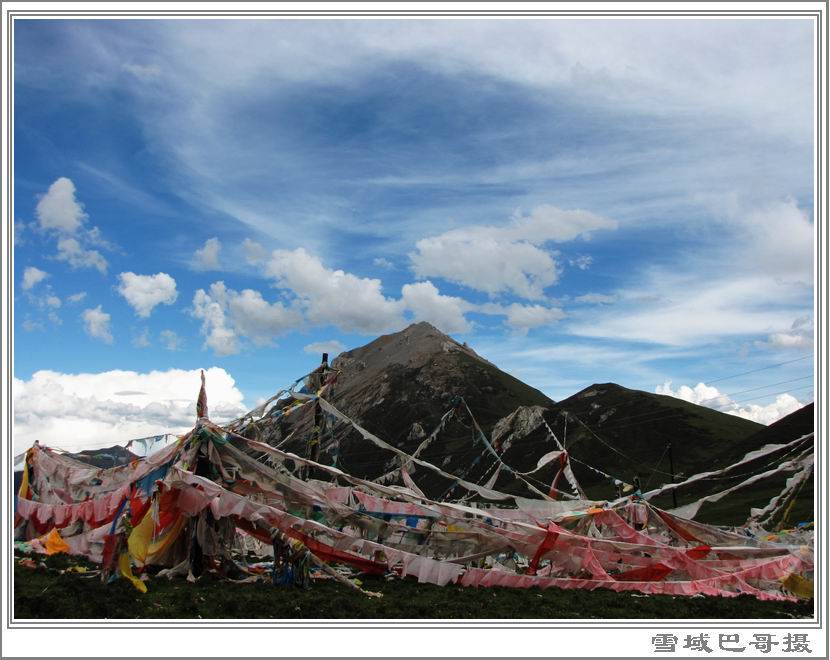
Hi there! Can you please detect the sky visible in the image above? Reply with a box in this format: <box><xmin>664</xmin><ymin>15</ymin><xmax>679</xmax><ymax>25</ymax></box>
<box><xmin>12</xmin><ymin>18</ymin><xmax>816</xmax><ymax>452</ymax></box>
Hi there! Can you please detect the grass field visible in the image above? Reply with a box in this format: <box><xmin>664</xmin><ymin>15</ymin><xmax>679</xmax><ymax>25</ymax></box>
<box><xmin>14</xmin><ymin>554</ymin><xmax>812</xmax><ymax>620</ymax></box>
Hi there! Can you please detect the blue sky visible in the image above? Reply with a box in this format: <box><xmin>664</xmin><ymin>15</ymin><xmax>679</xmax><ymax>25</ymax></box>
<box><xmin>12</xmin><ymin>19</ymin><xmax>815</xmax><ymax>450</ymax></box>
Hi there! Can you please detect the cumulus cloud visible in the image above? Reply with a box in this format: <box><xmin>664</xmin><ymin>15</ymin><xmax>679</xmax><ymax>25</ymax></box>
<box><xmin>81</xmin><ymin>305</ymin><xmax>113</xmax><ymax>343</ymax></box>
<box><xmin>21</xmin><ymin>266</ymin><xmax>48</xmax><ymax>291</ymax></box>
<box><xmin>191</xmin><ymin>285</ymin><xmax>239</xmax><ymax>356</ymax></box>
<box><xmin>193</xmin><ymin>237</ymin><xmax>222</xmax><ymax>271</ymax></box>
<box><xmin>304</xmin><ymin>340</ymin><xmax>346</xmax><ymax>356</ymax></box>
<box><xmin>413</xmin><ymin>235</ymin><xmax>558</xmax><ymax>300</ymax></box>
<box><xmin>35</xmin><ymin>177</ymin><xmax>87</xmax><ymax>234</ymax></box>
<box><xmin>655</xmin><ymin>381</ymin><xmax>805</xmax><ymax>425</ymax></box>
<box><xmin>225</xmin><ymin>287</ymin><xmax>303</xmax><ymax>345</ymax></box>
<box><xmin>117</xmin><ymin>271</ymin><xmax>178</xmax><ymax>318</ymax></box>
<box><xmin>262</xmin><ymin>248</ymin><xmax>573</xmax><ymax>336</ymax></box>
<box><xmin>34</xmin><ymin>177</ymin><xmax>113</xmax><ymax>274</ymax></box>
<box><xmin>56</xmin><ymin>237</ymin><xmax>108</xmax><ymax>274</ymax></box>
<box><xmin>12</xmin><ymin>367</ymin><xmax>247</xmax><ymax>453</ymax></box>
<box><xmin>67</xmin><ymin>292</ymin><xmax>87</xmax><ymax>304</ymax></box>
<box><xmin>266</xmin><ymin>248</ymin><xmax>405</xmax><ymax>334</ymax></box>
<box><xmin>728</xmin><ymin>394</ymin><xmax>806</xmax><ymax>426</ymax></box>
<box><xmin>477</xmin><ymin>301</ymin><xmax>565</xmax><ymax>334</ymax></box>
<box><xmin>160</xmin><ymin>329</ymin><xmax>181</xmax><ymax>351</ymax></box>
<box><xmin>191</xmin><ymin>281</ymin><xmax>301</xmax><ymax>355</ymax></box>
<box><xmin>410</xmin><ymin>206</ymin><xmax>617</xmax><ymax>299</ymax></box>
<box><xmin>241</xmin><ymin>238</ymin><xmax>267</xmax><ymax>265</ymax></box>
<box><xmin>400</xmin><ymin>281</ymin><xmax>472</xmax><ymax>334</ymax></box>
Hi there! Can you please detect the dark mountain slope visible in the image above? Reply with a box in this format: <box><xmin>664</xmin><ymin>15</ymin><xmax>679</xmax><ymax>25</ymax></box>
<box><xmin>496</xmin><ymin>383</ymin><xmax>763</xmax><ymax>499</ymax></box>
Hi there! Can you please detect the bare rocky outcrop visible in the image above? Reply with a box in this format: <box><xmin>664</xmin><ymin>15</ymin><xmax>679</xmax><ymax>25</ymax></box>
<box><xmin>491</xmin><ymin>406</ymin><xmax>549</xmax><ymax>453</ymax></box>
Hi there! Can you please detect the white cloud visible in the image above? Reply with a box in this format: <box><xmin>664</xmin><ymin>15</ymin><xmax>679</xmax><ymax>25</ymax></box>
<box><xmin>160</xmin><ymin>329</ymin><xmax>181</xmax><ymax>351</ymax></box>
<box><xmin>655</xmin><ymin>381</ymin><xmax>805</xmax><ymax>426</ymax></box>
<box><xmin>83</xmin><ymin>226</ymin><xmax>115</xmax><ymax>251</ymax></box>
<box><xmin>33</xmin><ymin>178</ymin><xmax>114</xmax><ymax>273</ymax></box>
<box><xmin>400</xmin><ymin>280</ymin><xmax>471</xmax><ymax>334</ymax></box>
<box><xmin>21</xmin><ymin>267</ymin><xmax>48</xmax><ymax>291</ymax></box>
<box><xmin>225</xmin><ymin>287</ymin><xmax>303</xmax><ymax>345</ymax></box>
<box><xmin>266</xmin><ymin>248</ymin><xmax>405</xmax><ymax>333</ymax></box>
<box><xmin>575</xmin><ymin>293</ymin><xmax>617</xmax><ymax>304</ymax></box>
<box><xmin>81</xmin><ymin>305</ymin><xmax>113</xmax><ymax>344</ymax></box>
<box><xmin>193</xmin><ymin>237</ymin><xmax>222</xmax><ymax>271</ymax></box>
<box><xmin>766</xmin><ymin>332</ymin><xmax>812</xmax><ymax>350</ymax></box>
<box><xmin>22</xmin><ymin>278</ymin><xmax>64</xmax><ymax>326</ymax></box>
<box><xmin>728</xmin><ymin>394</ymin><xmax>806</xmax><ymax>426</ymax></box>
<box><xmin>758</xmin><ymin>316</ymin><xmax>813</xmax><ymax>351</ymax></box>
<box><xmin>739</xmin><ymin>199</ymin><xmax>813</xmax><ymax>284</ymax></box>
<box><xmin>264</xmin><ymin>248</ymin><xmax>572</xmax><ymax>336</ymax></box>
<box><xmin>191</xmin><ymin>281</ymin><xmax>301</xmax><ymax>355</ymax></box>
<box><xmin>12</xmin><ymin>367</ymin><xmax>247</xmax><ymax>453</ymax></box>
<box><xmin>241</xmin><ymin>238</ymin><xmax>267</xmax><ymax>265</ymax></box>
<box><xmin>304</xmin><ymin>340</ymin><xmax>346</xmax><ymax>356</ymax></box>
<box><xmin>507</xmin><ymin>206</ymin><xmax>618</xmax><ymax>243</ymax></box>
<box><xmin>21</xmin><ymin>319</ymin><xmax>44</xmax><ymax>332</ymax></box>
<box><xmin>35</xmin><ymin>177</ymin><xmax>87</xmax><ymax>234</ymax></box>
<box><xmin>67</xmin><ymin>292</ymin><xmax>87</xmax><ymax>304</ymax></box>
<box><xmin>655</xmin><ymin>381</ymin><xmax>733</xmax><ymax>409</ymax></box>
<box><xmin>191</xmin><ymin>284</ymin><xmax>239</xmax><ymax>356</ymax></box>
<box><xmin>373</xmin><ymin>257</ymin><xmax>395</xmax><ymax>269</ymax></box>
<box><xmin>410</xmin><ymin>206</ymin><xmax>617</xmax><ymax>299</ymax></box>
<box><xmin>501</xmin><ymin>303</ymin><xmax>566</xmax><ymax>334</ymax></box>
<box><xmin>570</xmin><ymin>255</ymin><xmax>593</xmax><ymax>270</ymax></box>
<box><xmin>56</xmin><ymin>237</ymin><xmax>108</xmax><ymax>274</ymax></box>
<box><xmin>570</xmin><ymin>274</ymin><xmax>804</xmax><ymax>346</ymax></box>
<box><xmin>132</xmin><ymin>328</ymin><xmax>151</xmax><ymax>348</ymax></box>
<box><xmin>117</xmin><ymin>271</ymin><xmax>178</xmax><ymax>318</ymax></box>
<box><xmin>413</xmin><ymin>235</ymin><xmax>558</xmax><ymax>300</ymax></box>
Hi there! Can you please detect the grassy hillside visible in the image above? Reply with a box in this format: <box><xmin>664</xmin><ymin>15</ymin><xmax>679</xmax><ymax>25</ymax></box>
<box><xmin>14</xmin><ymin>554</ymin><xmax>811</xmax><ymax>620</ymax></box>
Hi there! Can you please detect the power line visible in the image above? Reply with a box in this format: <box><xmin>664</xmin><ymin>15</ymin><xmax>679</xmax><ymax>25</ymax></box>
<box><xmin>705</xmin><ymin>354</ymin><xmax>812</xmax><ymax>385</ymax></box>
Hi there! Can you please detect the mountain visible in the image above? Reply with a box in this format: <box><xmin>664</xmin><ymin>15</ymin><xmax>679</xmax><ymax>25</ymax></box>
<box><xmin>501</xmin><ymin>383</ymin><xmax>764</xmax><ymax>498</ymax></box>
<box><xmin>329</xmin><ymin>321</ymin><xmax>553</xmax><ymax>437</ymax></box>
<box><xmin>683</xmin><ymin>403</ymin><xmax>814</xmax><ymax>525</ymax></box>
<box><xmin>68</xmin><ymin>445</ymin><xmax>138</xmax><ymax>468</ymax></box>
<box><xmin>243</xmin><ymin>323</ymin><xmax>813</xmax><ymax>523</ymax></box>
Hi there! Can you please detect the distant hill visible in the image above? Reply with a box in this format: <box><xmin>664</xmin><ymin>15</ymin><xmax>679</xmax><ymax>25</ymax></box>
<box><xmin>68</xmin><ymin>445</ymin><xmax>138</xmax><ymax>469</ymax></box>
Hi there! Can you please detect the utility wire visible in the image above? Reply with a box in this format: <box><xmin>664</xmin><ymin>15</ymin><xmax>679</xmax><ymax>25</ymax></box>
<box><xmin>705</xmin><ymin>355</ymin><xmax>812</xmax><ymax>385</ymax></box>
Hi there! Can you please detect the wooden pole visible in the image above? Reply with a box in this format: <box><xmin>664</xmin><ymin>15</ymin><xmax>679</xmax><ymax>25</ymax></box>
<box><xmin>668</xmin><ymin>442</ymin><xmax>678</xmax><ymax>509</ymax></box>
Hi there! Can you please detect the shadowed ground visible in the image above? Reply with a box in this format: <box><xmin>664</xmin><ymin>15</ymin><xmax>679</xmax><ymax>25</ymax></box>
<box><xmin>14</xmin><ymin>555</ymin><xmax>812</xmax><ymax>620</ymax></box>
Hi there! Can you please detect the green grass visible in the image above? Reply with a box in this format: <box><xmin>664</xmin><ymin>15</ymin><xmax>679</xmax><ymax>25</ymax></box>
<box><xmin>14</xmin><ymin>554</ymin><xmax>812</xmax><ymax>620</ymax></box>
